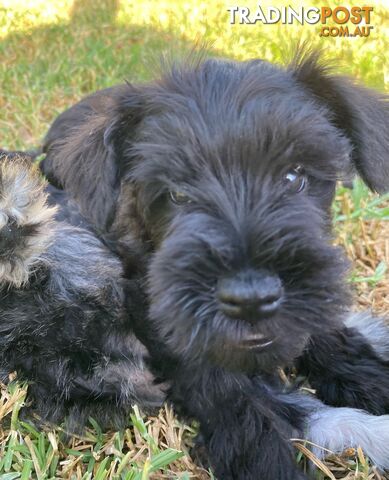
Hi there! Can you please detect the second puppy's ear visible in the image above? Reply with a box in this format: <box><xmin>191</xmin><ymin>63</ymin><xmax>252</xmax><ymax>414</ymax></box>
<box><xmin>290</xmin><ymin>51</ymin><xmax>389</xmax><ymax>193</ymax></box>
<box><xmin>42</xmin><ymin>85</ymin><xmax>144</xmax><ymax>231</ymax></box>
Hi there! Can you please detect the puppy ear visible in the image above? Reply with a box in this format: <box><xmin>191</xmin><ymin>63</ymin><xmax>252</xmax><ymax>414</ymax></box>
<box><xmin>290</xmin><ymin>51</ymin><xmax>389</xmax><ymax>193</ymax></box>
<box><xmin>42</xmin><ymin>85</ymin><xmax>144</xmax><ymax>231</ymax></box>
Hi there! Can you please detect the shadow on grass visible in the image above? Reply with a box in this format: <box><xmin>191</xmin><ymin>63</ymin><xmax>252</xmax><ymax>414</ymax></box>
<box><xmin>70</xmin><ymin>0</ymin><xmax>120</xmax><ymax>26</ymax></box>
<box><xmin>0</xmin><ymin>0</ymin><xmax>387</xmax><ymax>149</ymax></box>
<box><xmin>0</xmin><ymin>0</ymin><xmax>213</xmax><ymax>148</ymax></box>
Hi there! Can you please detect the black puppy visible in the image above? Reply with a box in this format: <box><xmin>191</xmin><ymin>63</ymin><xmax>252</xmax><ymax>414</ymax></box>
<box><xmin>30</xmin><ymin>50</ymin><xmax>389</xmax><ymax>477</ymax></box>
<box><xmin>0</xmin><ymin>151</ymin><xmax>164</xmax><ymax>431</ymax></box>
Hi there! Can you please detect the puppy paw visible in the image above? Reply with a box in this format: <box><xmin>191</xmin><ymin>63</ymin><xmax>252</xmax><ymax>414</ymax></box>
<box><xmin>306</xmin><ymin>405</ymin><xmax>389</xmax><ymax>470</ymax></box>
<box><xmin>298</xmin><ymin>321</ymin><xmax>389</xmax><ymax>415</ymax></box>
<box><xmin>190</xmin><ymin>434</ymin><xmax>211</xmax><ymax>471</ymax></box>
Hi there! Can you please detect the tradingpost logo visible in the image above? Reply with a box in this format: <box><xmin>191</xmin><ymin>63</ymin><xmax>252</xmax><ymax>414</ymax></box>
<box><xmin>227</xmin><ymin>5</ymin><xmax>374</xmax><ymax>37</ymax></box>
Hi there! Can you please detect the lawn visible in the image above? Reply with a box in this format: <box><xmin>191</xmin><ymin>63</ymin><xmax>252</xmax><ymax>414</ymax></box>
<box><xmin>0</xmin><ymin>1</ymin><xmax>388</xmax><ymax>478</ymax></box>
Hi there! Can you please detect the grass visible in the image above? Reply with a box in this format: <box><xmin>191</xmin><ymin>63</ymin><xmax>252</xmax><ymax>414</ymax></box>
<box><xmin>0</xmin><ymin>384</ymin><xmax>200</xmax><ymax>479</ymax></box>
<box><xmin>0</xmin><ymin>0</ymin><xmax>388</xmax><ymax>478</ymax></box>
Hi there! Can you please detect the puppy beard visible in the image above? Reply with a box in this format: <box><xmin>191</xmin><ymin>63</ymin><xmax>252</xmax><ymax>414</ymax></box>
<box><xmin>0</xmin><ymin>157</ymin><xmax>57</xmax><ymax>287</ymax></box>
<box><xmin>205</xmin><ymin>321</ymin><xmax>311</xmax><ymax>374</ymax></box>
<box><xmin>147</xmin><ymin>210</ymin><xmax>351</xmax><ymax>373</ymax></box>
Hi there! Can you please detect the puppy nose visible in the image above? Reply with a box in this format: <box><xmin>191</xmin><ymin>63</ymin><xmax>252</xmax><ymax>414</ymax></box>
<box><xmin>217</xmin><ymin>269</ymin><xmax>283</xmax><ymax>321</ymax></box>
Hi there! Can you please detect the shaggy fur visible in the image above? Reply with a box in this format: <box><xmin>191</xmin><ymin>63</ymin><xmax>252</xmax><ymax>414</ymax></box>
<box><xmin>0</xmin><ymin>152</ymin><xmax>164</xmax><ymax>430</ymax></box>
<box><xmin>21</xmin><ymin>50</ymin><xmax>389</xmax><ymax>477</ymax></box>
<box><xmin>0</xmin><ymin>152</ymin><xmax>56</xmax><ymax>287</ymax></box>
<box><xmin>345</xmin><ymin>311</ymin><xmax>389</xmax><ymax>361</ymax></box>
<box><xmin>298</xmin><ymin>313</ymin><xmax>389</xmax><ymax>415</ymax></box>
<box><xmin>280</xmin><ymin>392</ymin><xmax>389</xmax><ymax>470</ymax></box>
<box><xmin>304</xmin><ymin>401</ymin><xmax>389</xmax><ymax>470</ymax></box>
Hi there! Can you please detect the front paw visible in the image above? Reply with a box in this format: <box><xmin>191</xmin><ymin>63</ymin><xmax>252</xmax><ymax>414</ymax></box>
<box><xmin>204</xmin><ymin>421</ymin><xmax>308</xmax><ymax>480</ymax></box>
<box><xmin>190</xmin><ymin>434</ymin><xmax>211</xmax><ymax>471</ymax></box>
<box><xmin>314</xmin><ymin>374</ymin><xmax>389</xmax><ymax>415</ymax></box>
<box><xmin>299</xmin><ymin>326</ymin><xmax>389</xmax><ymax>415</ymax></box>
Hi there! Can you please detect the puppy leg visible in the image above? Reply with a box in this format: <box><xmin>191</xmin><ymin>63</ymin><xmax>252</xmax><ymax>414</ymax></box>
<box><xmin>286</xmin><ymin>393</ymin><xmax>389</xmax><ymax>470</ymax></box>
<box><xmin>71</xmin><ymin>359</ymin><xmax>165</xmax><ymax>409</ymax></box>
<box><xmin>143</xmin><ymin>360</ymin><xmax>389</xmax><ymax>475</ymax></box>
<box><xmin>296</xmin><ymin>312</ymin><xmax>389</xmax><ymax>414</ymax></box>
<box><xmin>170</xmin><ymin>368</ymin><xmax>308</xmax><ymax>480</ymax></box>
<box><xmin>16</xmin><ymin>353</ymin><xmax>165</xmax><ymax>431</ymax></box>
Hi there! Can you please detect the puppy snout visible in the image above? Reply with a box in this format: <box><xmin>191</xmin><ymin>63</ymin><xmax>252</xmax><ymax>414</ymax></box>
<box><xmin>217</xmin><ymin>269</ymin><xmax>283</xmax><ymax>321</ymax></box>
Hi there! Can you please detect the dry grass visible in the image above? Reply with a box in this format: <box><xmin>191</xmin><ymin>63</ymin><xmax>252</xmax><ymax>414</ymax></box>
<box><xmin>335</xmin><ymin>187</ymin><xmax>389</xmax><ymax>314</ymax></box>
<box><xmin>0</xmin><ymin>0</ymin><xmax>388</xmax><ymax>478</ymax></box>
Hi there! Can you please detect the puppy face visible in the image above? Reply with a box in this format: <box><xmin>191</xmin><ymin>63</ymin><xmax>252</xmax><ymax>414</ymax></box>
<box><xmin>42</xmin><ymin>51</ymin><xmax>389</xmax><ymax>372</ymax></box>
<box><xmin>0</xmin><ymin>152</ymin><xmax>56</xmax><ymax>287</ymax></box>
<box><xmin>127</xmin><ymin>60</ymin><xmax>352</xmax><ymax>372</ymax></box>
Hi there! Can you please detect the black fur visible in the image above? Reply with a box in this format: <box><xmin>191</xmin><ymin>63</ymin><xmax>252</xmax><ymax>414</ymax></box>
<box><xmin>11</xmin><ymin>51</ymin><xmax>389</xmax><ymax>477</ymax></box>
<box><xmin>0</xmin><ymin>153</ymin><xmax>164</xmax><ymax>431</ymax></box>
<box><xmin>298</xmin><ymin>326</ymin><xmax>389</xmax><ymax>415</ymax></box>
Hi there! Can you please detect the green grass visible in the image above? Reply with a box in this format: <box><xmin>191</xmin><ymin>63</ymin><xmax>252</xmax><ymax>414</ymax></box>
<box><xmin>0</xmin><ymin>384</ymin><xmax>195</xmax><ymax>479</ymax></box>
<box><xmin>0</xmin><ymin>1</ymin><xmax>388</xmax><ymax>478</ymax></box>
<box><xmin>1</xmin><ymin>0</ymin><xmax>388</xmax><ymax>149</ymax></box>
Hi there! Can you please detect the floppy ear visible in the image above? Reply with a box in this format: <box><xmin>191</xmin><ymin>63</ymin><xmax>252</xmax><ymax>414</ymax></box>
<box><xmin>41</xmin><ymin>85</ymin><xmax>144</xmax><ymax>231</ymax></box>
<box><xmin>290</xmin><ymin>51</ymin><xmax>389</xmax><ymax>193</ymax></box>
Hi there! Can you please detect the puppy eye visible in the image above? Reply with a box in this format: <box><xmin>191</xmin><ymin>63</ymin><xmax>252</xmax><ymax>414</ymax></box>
<box><xmin>169</xmin><ymin>191</ymin><xmax>192</xmax><ymax>205</ymax></box>
<box><xmin>283</xmin><ymin>166</ymin><xmax>307</xmax><ymax>193</ymax></box>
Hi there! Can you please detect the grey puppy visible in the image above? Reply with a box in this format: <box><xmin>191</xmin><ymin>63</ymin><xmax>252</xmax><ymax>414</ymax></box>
<box><xmin>0</xmin><ymin>151</ymin><xmax>164</xmax><ymax>431</ymax></box>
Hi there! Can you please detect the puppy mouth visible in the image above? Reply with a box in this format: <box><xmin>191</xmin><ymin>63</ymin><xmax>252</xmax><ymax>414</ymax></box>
<box><xmin>238</xmin><ymin>333</ymin><xmax>274</xmax><ymax>351</ymax></box>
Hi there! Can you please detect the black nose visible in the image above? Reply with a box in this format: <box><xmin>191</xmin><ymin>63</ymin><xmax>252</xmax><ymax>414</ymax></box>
<box><xmin>217</xmin><ymin>269</ymin><xmax>283</xmax><ymax>321</ymax></box>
